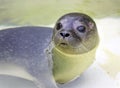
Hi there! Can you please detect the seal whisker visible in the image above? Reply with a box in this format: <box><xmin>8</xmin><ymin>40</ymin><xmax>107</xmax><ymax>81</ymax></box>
<box><xmin>80</xmin><ymin>43</ymin><xmax>89</xmax><ymax>52</ymax></box>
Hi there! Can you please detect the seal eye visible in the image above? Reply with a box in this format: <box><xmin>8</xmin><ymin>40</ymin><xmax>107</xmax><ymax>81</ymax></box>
<box><xmin>77</xmin><ymin>26</ymin><xmax>86</xmax><ymax>33</ymax></box>
<box><xmin>56</xmin><ymin>23</ymin><xmax>62</xmax><ymax>30</ymax></box>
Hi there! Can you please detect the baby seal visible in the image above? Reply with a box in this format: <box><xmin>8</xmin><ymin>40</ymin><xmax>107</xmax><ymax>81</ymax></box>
<box><xmin>0</xmin><ymin>12</ymin><xmax>99</xmax><ymax>87</ymax></box>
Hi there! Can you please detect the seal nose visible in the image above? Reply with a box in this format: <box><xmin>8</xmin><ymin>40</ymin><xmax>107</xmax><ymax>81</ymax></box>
<box><xmin>60</xmin><ymin>32</ymin><xmax>70</xmax><ymax>38</ymax></box>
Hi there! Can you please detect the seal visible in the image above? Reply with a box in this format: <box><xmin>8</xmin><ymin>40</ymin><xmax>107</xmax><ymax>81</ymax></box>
<box><xmin>52</xmin><ymin>13</ymin><xmax>99</xmax><ymax>83</ymax></box>
<box><xmin>0</xmin><ymin>12</ymin><xmax>99</xmax><ymax>87</ymax></box>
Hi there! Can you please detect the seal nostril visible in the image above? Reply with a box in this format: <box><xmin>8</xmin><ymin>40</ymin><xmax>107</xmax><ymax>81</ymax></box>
<box><xmin>65</xmin><ymin>33</ymin><xmax>70</xmax><ymax>37</ymax></box>
<box><xmin>60</xmin><ymin>32</ymin><xmax>70</xmax><ymax>38</ymax></box>
<box><xmin>60</xmin><ymin>33</ymin><xmax>64</xmax><ymax>36</ymax></box>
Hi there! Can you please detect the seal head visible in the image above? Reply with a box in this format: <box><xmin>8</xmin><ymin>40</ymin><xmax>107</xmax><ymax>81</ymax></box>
<box><xmin>52</xmin><ymin>13</ymin><xmax>99</xmax><ymax>54</ymax></box>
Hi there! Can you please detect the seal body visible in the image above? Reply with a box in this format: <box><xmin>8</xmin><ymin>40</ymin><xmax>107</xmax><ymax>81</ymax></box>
<box><xmin>0</xmin><ymin>26</ymin><xmax>57</xmax><ymax>88</ymax></box>
<box><xmin>52</xmin><ymin>45</ymin><xmax>98</xmax><ymax>83</ymax></box>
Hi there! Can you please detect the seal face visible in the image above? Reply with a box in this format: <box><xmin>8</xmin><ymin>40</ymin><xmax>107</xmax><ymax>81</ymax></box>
<box><xmin>52</xmin><ymin>13</ymin><xmax>99</xmax><ymax>54</ymax></box>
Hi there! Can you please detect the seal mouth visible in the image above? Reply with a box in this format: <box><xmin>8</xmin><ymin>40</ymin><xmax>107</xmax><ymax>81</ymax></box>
<box><xmin>60</xmin><ymin>42</ymin><xmax>68</xmax><ymax>46</ymax></box>
<box><xmin>60</xmin><ymin>43</ymin><xmax>68</xmax><ymax>46</ymax></box>
<box><xmin>60</xmin><ymin>43</ymin><xmax>67</xmax><ymax>45</ymax></box>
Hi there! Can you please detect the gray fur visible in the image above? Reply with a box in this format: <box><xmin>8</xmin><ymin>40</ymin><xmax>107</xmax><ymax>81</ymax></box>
<box><xmin>0</xmin><ymin>26</ymin><xmax>57</xmax><ymax>88</ymax></box>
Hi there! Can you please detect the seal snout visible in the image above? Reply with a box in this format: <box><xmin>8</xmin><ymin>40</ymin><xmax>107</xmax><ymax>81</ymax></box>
<box><xmin>60</xmin><ymin>31</ymin><xmax>70</xmax><ymax>39</ymax></box>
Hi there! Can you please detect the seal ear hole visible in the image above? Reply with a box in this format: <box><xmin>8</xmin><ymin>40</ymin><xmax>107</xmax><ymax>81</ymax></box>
<box><xmin>56</xmin><ymin>22</ymin><xmax>62</xmax><ymax>30</ymax></box>
<box><xmin>77</xmin><ymin>26</ymin><xmax>86</xmax><ymax>33</ymax></box>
